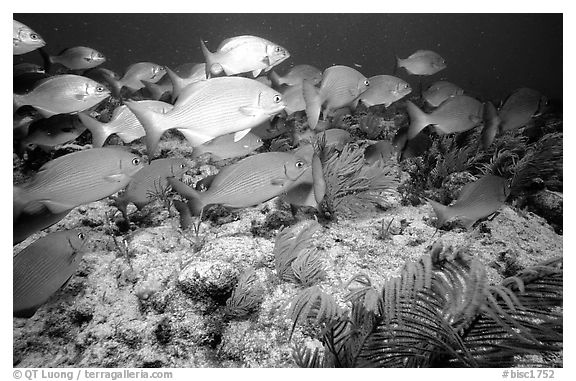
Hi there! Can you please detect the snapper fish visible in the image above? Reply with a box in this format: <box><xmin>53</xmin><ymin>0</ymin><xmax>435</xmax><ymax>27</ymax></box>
<box><xmin>406</xmin><ymin>95</ymin><xmax>484</xmax><ymax>140</ymax></box>
<box><xmin>78</xmin><ymin>100</ymin><xmax>174</xmax><ymax>147</ymax></box>
<box><xmin>303</xmin><ymin>65</ymin><xmax>370</xmax><ymax>129</ymax></box>
<box><xmin>13</xmin><ymin>20</ymin><xmax>45</xmax><ymax>55</ymax></box>
<box><xmin>114</xmin><ymin>158</ymin><xmax>190</xmax><ymax>219</ymax></box>
<box><xmin>427</xmin><ymin>175</ymin><xmax>510</xmax><ymax>229</ymax></box>
<box><xmin>281</xmin><ymin>83</ymin><xmax>306</xmax><ymax>115</ymax></box>
<box><xmin>14</xmin><ymin>147</ymin><xmax>144</xmax><ymax>218</ymax></box>
<box><xmin>396</xmin><ymin>50</ymin><xmax>446</xmax><ymax>76</ymax></box>
<box><xmin>13</xmin><ymin>206</ymin><xmax>72</xmax><ymax>245</ymax></box>
<box><xmin>270</xmin><ymin>64</ymin><xmax>322</xmax><ymax>87</ymax></box>
<box><xmin>48</xmin><ymin>46</ymin><xmax>106</xmax><ymax>70</ymax></box>
<box><xmin>168</xmin><ymin>151</ymin><xmax>310</xmax><ymax>215</ymax></box>
<box><xmin>20</xmin><ymin>114</ymin><xmax>87</xmax><ymax>151</ymax></box>
<box><xmin>13</xmin><ymin>74</ymin><xmax>111</xmax><ymax>118</ymax></box>
<box><xmin>13</xmin><ymin>230</ymin><xmax>87</xmax><ymax>318</ymax></box>
<box><xmin>191</xmin><ymin>131</ymin><xmax>263</xmax><ymax>161</ymax></box>
<box><xmin>353</xmin><ymin>75</ymin><xmax>411</xmax><ymax>108</ymax></box>
<box><xmin>104</xmin><ymin>62</ymin><xmax>166</xmax><ymax>96</ymax></box>
<box><xmin>423</xmin><ymin>81</ymin><xmax>464</xmax><ymax>107</ymax></box>
<box><xmin>499</xmin><ymin>87</ymin><xmax>545</xmax><ymax>132</ymax></box>
<box><xmin>125</xmin><ymin>76</ymin><xmax>285</xmax><ymax>159</ymax></box>
<box><xmin>200</xmin><ymin>35</ymin><xmax>290</xmax><ymax>78</ymax></box>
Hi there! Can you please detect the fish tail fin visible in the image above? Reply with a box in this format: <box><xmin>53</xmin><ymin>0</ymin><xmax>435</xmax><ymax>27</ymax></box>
<box><xmin>173</xmin><ymin>200</ymin><xmax>193</xmax><ymax>229</ymax></box>
<box><xmin>77</xmin><ymin>112</ymin><xmax>111</xmax><ymax>148</ymax></box>
<box><xmin>102</xmin><ymin>72</ymin><xmax>123</xmax><ymax>98</ymax></box>
<box><xmin>406</xmin><ymin>100</ymin><xmax>429</xmax><ymax>139</ymax></box>
<box><xmin>165</xmin><ymin>66</ymin><xmax>184</xmax><ymax>102</ymax></box>
<box><xmin>200</xmin><ymin>39</ymin><xmax>216</xmax><ymax>78</ymax></box>
<box><xmin>141</xmin><ymin>80</ymin><xmax>165</xmax><ymax>100</ymax></box>
<box><xmin>13</xmin><ymin>94</ymin><xmax>25</xmax><ymax>114</ymax></box>
<box><xmin>124</xmin><ymin>101</ymin><xmax>171</xmax><ymax>160</ymax></box>
<box><xmin>112</xmin><ymin>195</ymin><xmax>129</xmax><ymax>221</ymax></box>
<box><xmin>167</xmin><ymin>178</ymin><xmax>205</xmax><ymax>216</ymax></box>
<box><xmin>426</xmin><ymin>198</ymin><xmax>450</xmax><ymax>227</ymax></box>
<box><xmin>269</xmin><ymin>70</ymin><xmax>283</xmax><ymax>87</ymax></box>
<box><xmin>393</xmin><ymin>55</ymin><xmax>401</xmax><ymax>75</ymax></box>
<box><xmin>38</xmin><ymin>47</ymin><xmax>53</xmax><ymax>73</ymax></box>
<box><xmin>302</xmin><ymin>80</ymin><xmax>322</xmax><ymax>130</ymax></box>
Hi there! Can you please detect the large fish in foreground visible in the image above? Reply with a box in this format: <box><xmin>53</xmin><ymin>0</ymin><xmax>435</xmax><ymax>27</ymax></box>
<box><xmin>168</xmin><ymin>151</ymin><xmax>310</xmax><ymax>215</ymax></box>
<box><xmin>125</xmin><ymin>76</ymin><xmax>286</xmax><ymax>158</ymax></box>
<box><xmin>14</xmin><ymin>230</ymin><xmax>87</xmax><ymax>318</ymax></box>
<box><xmin>427</xmin><ymin>175</ymin><xmax>510</xmax><ymax>229</ymax></box>
<box><xmin>14</xmin><ymin>147</ymin><xmax>145</xmax><ymax>218</ymax></box>
<box><xmin>303</xmin><ymin>65</ymin><xmax>370</xmax><ymax>129</ymax></box>
<box><xmin>200</xmin><ymin>35</ymin><xmax>290</xmax><ymax>78</ymax></box>
<box><xmin>78</xmin><ymin>100</ymin><xmax>174</xmax><ymax>147</ymax></box>
<box><xmin>13</xmin><ymin>20</ymin><xmax>45</xmax><ymax>55</ymax></box>
<box><xmin>396</xmin><ymin>50</ymin><xmax>446</xmax><ymax>76</ymax></box>
<box><xmin>499</xmin><ymin>87</ymin><xmax>544</xmax><ymax>132</ymax></box>
<box><xmin>13</xmin><ymin>74</ymin><xmax>111</xmax><ymax>118</ymax></box>
<box><xmin>352</xmin><ymin>75</ymin><xmax>411</xmax><ymax>108</ymax></box>
<box><xmin>406</xmin><ymin>95</ymin><xmax>483</xmax><ymax>140</ymax></box>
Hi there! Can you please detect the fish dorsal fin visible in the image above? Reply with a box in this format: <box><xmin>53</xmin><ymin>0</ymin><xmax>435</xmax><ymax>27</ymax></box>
<box><xmin>233</xmin><ymin>128</ymin><xmax>251</xmax><ymax>142</ymax></box>
<box><xmin>454</xmin><ymin>181</ymin><xmax>479</xmax><ymax>204</ymax></box>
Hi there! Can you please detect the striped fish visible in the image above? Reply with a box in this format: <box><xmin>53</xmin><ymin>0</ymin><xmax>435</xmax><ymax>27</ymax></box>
<box><xmin>168</xmin><ymin>151</ymin><xmax>310</xmax><ymax>215</ymax></box>
<box><xmin>114</xmin><ymin>158</ymin><xmax>190</xmax><ymax>218</ymax></box>
<box><xmin>125</xmin><ymin>76</ymin><xmax>285</xmax><ymax>158</ymax></box>
<box><xmin>406</xmin><ymin>95</ymin><xmax>484</xmax><ymax>140</ymax></box>
<box><xmin>13</xmin><ymin>74</ymin><xmax>111</xmax><ymax>118</ymax></box>
<box><xmin>78</xmin><ymin>100</ymin><xmax>174</xmax><ymax>148</ymax></box>
<box><xmin>13</xmin><ymin>230</ymin><xmax>88</xmax><ymax>318</ymax></box>
<box><xmin>303</xmin><ymin>65</ymin><xmax>370</xmax><ymax>129</ymax></box>
<box><xmin>14</xmin><ymin>147</ymin><xmax>145</xmax><ymax>217</ymax></box>
<box><xmin>427</xmin><ymin>175</ymin><xmax>510</xmax><ymax>229</ymax></box>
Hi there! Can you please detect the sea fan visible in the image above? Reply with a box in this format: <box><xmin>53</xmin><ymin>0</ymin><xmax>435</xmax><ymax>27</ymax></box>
<box><xmin>288</xmin><ymin>285</ymin><xmax>339</xmax><ymax>339</ymax></box>
<box><xmin>291</xmin><ymin>248</ymin><xmax>326</xmax><ymax>287</ymax></box>
<box><xmin>224</xmin><ymin>269</ymin><xmax>264</xmax><ymax>319</ymax></box>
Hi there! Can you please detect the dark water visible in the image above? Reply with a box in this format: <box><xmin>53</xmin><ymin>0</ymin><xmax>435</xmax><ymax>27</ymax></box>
<box><xmin>14</xmin><ymin>13</ymin><xmax>562</xmax><ymax>102</ymax></box>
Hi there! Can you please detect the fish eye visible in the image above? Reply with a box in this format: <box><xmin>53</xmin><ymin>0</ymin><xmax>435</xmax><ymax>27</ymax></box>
<box><xmin>77</xmin><ymin>232</ymin><xmax>85</xmax><ymax>240</ymax></box>
<box><xmin>132</xmin><ymin>157</ymin><xmax>141</xmax><ymax>166</ymax></box>
<box><xmin>180</xmin><ymin>163</ymin><xmax>185</xmax><ymax>169</ymax></box>
<box><xmin>273</xmin><ymin>94</ymin><xmax>282</xmax><ymax>103</ymax></box>
<box><xmin>30</xmin><ymin>33</ymin><xmax>39</xmax><ymax>40</ymax></box>
<box><xmin>96</xmin><ymin>86</ymin><xmax>105</xmax><ymax>92</ymax></box>
<box><xmin>364</xmin><ymin>79</ymin><xmax>370</xmax><ymax>86</ymax></box>
<box><xmin>275</xmin><ymin>46</ymin><xmax>282</xmax><ymax>52</ymax></box>
<box><xmin>295</xmin><ymin>160</ymin><xmax>305</xmax><ymax>168</ymax></box>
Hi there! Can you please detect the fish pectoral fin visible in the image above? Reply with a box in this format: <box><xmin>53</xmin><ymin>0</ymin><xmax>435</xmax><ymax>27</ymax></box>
<box><xmin>74</xmin><ymin>93</ymin><xmax>88</xmax><ymax>101</ymax></box>
<box><xmin>41</xmin><ymin>199</ymin><xmax>74</xmax><ymax>214</ymax></box>
<box><xmin>270</xmin><ymin>178</ymin><xmax>287</xmax><ymax>186</ymax></box>
<box><xmin>233</xmin><ymin>129</ymin><xmax>251</xmax><ymax>142</ymax></box>
<box><xmin>104</xmin><ymin>173</ymin><xmax>128</xmax><ymax>183</ymax></box>
<box><xmin>239</xmin><ymin>106</ymin><xmax>262</xmax><ymax>117</ymax></box>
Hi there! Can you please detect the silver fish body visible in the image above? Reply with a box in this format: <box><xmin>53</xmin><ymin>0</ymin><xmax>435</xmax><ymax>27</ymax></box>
<box><xmin>108</xmin><ymin>62</ymin><xmax>166</xmax><ymax>95</ymax></box>
<box><xmin>13</xmin><ymin>20</ymin><xmax>45</xmax><ymax>55</ymax></box>
<box><xmin>201</xmin><ymin>35</ymin><xmax>290</xmax><ymax>77</ymax></box>
<box><xmin>191</xmin><ymin>131</ymin><xmax>263</xmax><ymax>160</ymax></box>
<box><xmin>169</xmin><ymin>151</ymin><xmax>310</xmax><ymax>214</ymax></box>
<box><xmin>14</xmin><ymin>230</ymin><xmax>87</xmax><ymax>318</ymax></box>
<box><xmin>423</xmin><ymin>81</ymin><xmax>464</xmax><ymax>107</ymax></box>
<box><xmin>14</xmin><ymin>147</ymin><xmax>145</xmax><ymax>217</ymax></box>
<box><xmin>397</xmin><ymin>50</ymin><xmax>446</xmax><ymax>76</ymax></box>
<box><xmin>50</xmin><ymin>46</ymin><xmax>106</xmax><ymax>70</ymax></box>
<box><xmin>13</xmin><ymin>74</ymin><xmax>111</xmax><ymax>118</ymax></box>
<box><xmin>427</xmin><ymin>175</ymin><xmax>509</xmax><ymax>229</ymax></box>
<box><xmin>125</xmin><ymin>76</ymin><xmax>285</xmax><ymax>158</ymax></box>
<box><xmin>78</xmin><ymin>100</ymin><xmax>174</xmax><ymax>147</ymax></box>
<box><xmin>354</xmin><ymin>75</ymin><xmax>411</xmax><ymax>108</ymax></box>
<box><xmin>406</xmin><ymin>95</ymin><xmax>483</xmax><ymax>140</ymax></box>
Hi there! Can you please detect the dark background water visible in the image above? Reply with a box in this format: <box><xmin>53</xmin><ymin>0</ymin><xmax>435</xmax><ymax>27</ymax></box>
<box><xmin>14</xmin><ymin>13</ymin><xmax>563</xmax><ymax>102</ymax></box>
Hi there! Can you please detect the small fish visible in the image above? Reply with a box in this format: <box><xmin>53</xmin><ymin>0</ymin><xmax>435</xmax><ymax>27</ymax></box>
<box><xmin>303</xmin><ymin>65</ymin><xmax>370</xmax><ymax>129</ymax></box>
<box><xmin>364</xmin><ymin>140</ymin><xmax>396</xmax><ymax>164</ymax></box>
<box><xmin>427</xmin><ymin>175</ymin><xmax>510</xmax><ymax>229</ymax></box>
<box><xmin>191</xmin><ymin>131</ymin><xmax>263</xmax><ymax>161</ymax></box>
<box><xmin>406</xmin><ymin>95</ymin><xmax>484</xmax><ymax>140</ymax></box>
<box><xmin>49</xmin><ymin>46</ymin><xmax>106</xmax><ymax>70</ymax></box>
<box><xmin>200</xmin><ymin>35</ymin><xmax>290</xmax><ymax>78</ymax></box>
<box><xmin>13</xmin><ymin>206</ymin><xmax>72</xmax><ymax>245</ymax></box>
<box><xmin>14</xmin><ymin>147</ymin><xmax>144</xmax><ymax>217</ymax></box>
<box><xmin>499</xmin><ymin>87</ymin><xmax>544</xmax><ymax>132</ymax></box>
<box><xmin>105</xmin><ymin>62</ymin><xmax>166</xmax><ymax>96</ymax></box>
<box><xmin>13</xmin><ymin>230</ymin><xmax>87</xmax><ymax>318</ymax></box>
<box><xmin>13</xmin><ymin>74</ymin><xmax>111</xmax><ymax>118</ymax></box>
<box><xmin>480</xmin><ymin>101</ymin><xmax>501</xmax><ymax>150</ymax></box>
<box><xmin>20</xmin><ymin>114</ymin><xmax>87</xmax><ymax>151</ymax></box>
<box><xmin>396</xmin><ymin>50</ymin><xmax>446</xmax><ymax>76</ymax></box>
<box><xmin>270</xmin><ymin>64</ymin><xmax>322</xmax><ymax>87</ymax></box>
<box><xmin>13</xmin><ymin>20</ymin><xmax>45</xmax><ymax>55</ymax></box>
<box><xmin>14</xmin><ymin>63</ymin><xmax>45</xmax><ymax>77</ymax></box>
<box><xmin>78</xmin><ymin>100</ymin><xmax>174</xmax><ymax>147</ymax></box>
<box><xmin>353</xmin><ymin>75</ymin><xmax>411</xmax><ymax>108</ymax></box>
<box><xmin>423</xmin><ymin>81</ymin><xmax>464</xmax><ymax>107</ymax></box>
<box><xmin>114</xmin><ymin>158</ymin><xmax>190</xmax><ymax>219</ymax></box>
<box><xmin>125</xmin><ymin>76</ymin><xmax>285</xmax><ymax>158</ymax></box>
<box><xmin>168</xmin><ymin>151</ymin><xmax>310</xmax><ymax>215</ymax></box>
